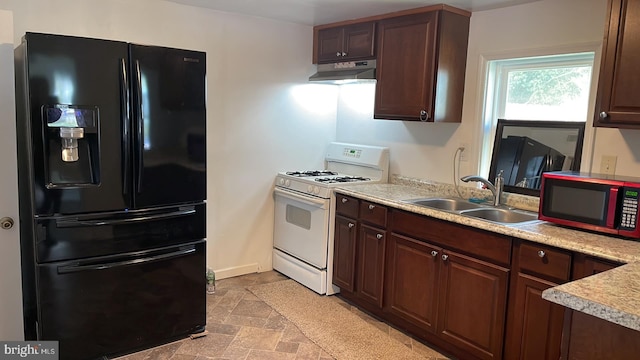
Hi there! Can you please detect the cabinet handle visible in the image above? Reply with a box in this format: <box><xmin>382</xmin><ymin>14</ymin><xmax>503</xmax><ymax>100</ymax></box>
<box><xmin>430</xmin><ymin>250</ymin><xmax>438</xmax><ymax>257</ymax></box>
<box><xmin>348</xmin><ymin>223</ymin><xmax>355</xmax><ymax>228</ymax></box>
<box><xmin>336</xmin><ymin>52</ymin><xmax>341</xmax><ymax>57</ymax></box>
<box><xmin>442</xmin><ymin>254</ymin><xmax>449</xmax><ymax>261</ymax></box>
<box><xmin>376</xmin><ymin>234</ymin><xmax>383</xmax><ymax>240</ymax></box>
<box><xmin>419</xmin><ymin>110</ymin><xmax>430</xmax><ymax>122</ymax></box>
<box><xmin>537</xmin><ymin>250</ymin><xmax>545</xmax><ymax>258</ymax></box>
<box><xmin>368</xmin><ymin>204</ymin><xmax>375</xmax><ymax>210</ymax></box>
<box><xmin>341</xmin><ymin>198</ymin><xmax>348</xmax><ymax>203</ymax></box>
<box><xmin>342</xmin><ymin>52</ymin><xmax>347</xmax><ymax>57</ymax></box>
<box><xmin>599</xmin><ymin>111</ymin><xmax>609</xmax><ymax>120</ymax></box>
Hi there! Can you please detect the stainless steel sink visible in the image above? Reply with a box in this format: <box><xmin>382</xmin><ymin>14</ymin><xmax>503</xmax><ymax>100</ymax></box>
<box><xmin>406</xmin><ymin>198</ymin><xmax>486</xmax><ymax>211</ymax></box>
<box><xmin>404</xmin><ymin>197</ymin><xmax>540</xmax><ymax>225</ymax></box>
<box><xmin>460</xmin><ymin>207</ymin><xmax>539</xmax><ymax>224</ymax></box>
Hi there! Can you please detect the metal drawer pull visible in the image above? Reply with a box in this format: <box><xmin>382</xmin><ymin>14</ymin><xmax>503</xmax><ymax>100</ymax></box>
<box><xmin>431</xmin><ymin>250</ymin><xmax>438</xmax><ymax>257</ymax></box>
<box><xmin>341</xmin><ymin>198</ymin><xmax>348</xmax><ymax>203</ymax></box>
<box><xmin>348</xmin><ymin>223</ymin><xmax>355</xmax><ymax>228</ymax></box>
<box><xmin>376</xmin><ymin>234</ymin><xmax>383</xmax><ymax>239</ymax></box>
<box><xmin>368</xmin><ymin>204</ymin><xmax>375</xmax><ymax>210</ymax></box>
<box><xmin>442</xmin><ymin>254</ymin><xmax>449</xmax><ymax>261</ymax></box>
<box><xmin>538</xmin><ymin>250</ymin><xmax>545</xmax><ymax>258</ymax></box>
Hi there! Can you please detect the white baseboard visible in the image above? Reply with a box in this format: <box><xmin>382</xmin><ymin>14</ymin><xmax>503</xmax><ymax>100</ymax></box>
<box><xmin>214</xmin><ymin>263</ymin><xmax>260</xmax><ymax>280</ymax></box>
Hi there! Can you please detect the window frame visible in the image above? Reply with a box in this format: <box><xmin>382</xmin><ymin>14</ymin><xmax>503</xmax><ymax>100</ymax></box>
<box><xmin>479</xmin><ymin>52</ymin><xmax>595</xmax><ymax>181</ymax></box>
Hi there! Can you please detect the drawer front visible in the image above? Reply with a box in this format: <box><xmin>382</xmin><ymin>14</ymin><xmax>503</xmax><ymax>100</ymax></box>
<box><xmin>360</xmin><ymin>201</ymin><xmax>387</xmax><ymax>227</ymax></box>
<box><xmin>336</xmin><ymin>194</ymin><xmax>359</xmax><ymax>218</ymax></box>
<box><xmin>518</xmin><ymin>242</ymin><xmax>571</xmax><ymax>282</ymax></box>
<box><xmin>390</xmin><ymin>210</ymin><xmax>511</xmax><ymax>266</ymax></box>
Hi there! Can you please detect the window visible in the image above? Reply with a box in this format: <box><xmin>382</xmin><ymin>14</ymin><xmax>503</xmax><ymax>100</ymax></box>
<box><xmin>479</xmin><ymin>52</ymin><xmax>595</xmax><ymax>177</ymax></box>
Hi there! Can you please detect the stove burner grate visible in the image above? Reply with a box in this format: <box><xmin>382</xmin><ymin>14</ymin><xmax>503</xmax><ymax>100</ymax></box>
<box><xmin>315</xmin><ymin>176</ymin><xmax>371</xmax><ymax>183</ymax></box>
<box><xmin>285</xmin><ymin>170</ymin><xmax>339</xmax><ymax>177</ymax></box>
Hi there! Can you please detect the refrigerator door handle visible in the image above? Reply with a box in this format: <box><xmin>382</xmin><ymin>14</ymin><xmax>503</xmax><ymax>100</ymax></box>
<box><xmin>57</xmin><ymin>246</ymin><xmax>196</xmax><ymax>274</ymax></box>
<box><xmin>55</xmin><ymin>208</ymin><xmax>196</xmax><ymax>228</ymax></box>
<box><xmin>135</xmin><ymin>60</ymin><xmax>144</xmax><ymax>193</ymax></box>
<box><xmin>121</xmin><ymin>58</ymin><xmax>131</xmax><ymax>196</ymax></box>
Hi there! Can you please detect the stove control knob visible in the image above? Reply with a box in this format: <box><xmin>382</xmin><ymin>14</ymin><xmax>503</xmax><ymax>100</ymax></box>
<box><xmin>307</xmin><ymin>185</ymin><xmax>313</xmax><ymax>193</ymax></box>
<box><xmin>284</xmin><ymin>179</ymin><xmax>290</xmax><ymax>187</ymax></box>
<box><xmin>279</xmin><ymin>178</ymin><xmax>285</xmax><ymax>186</ymax></box>
<box><xmin>313</xmin><ymin>186</ymin><xmax>320</xmax><ymax>194</ymax></box>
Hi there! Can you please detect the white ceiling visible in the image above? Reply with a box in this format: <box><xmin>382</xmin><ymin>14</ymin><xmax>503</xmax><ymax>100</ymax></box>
<box><xmin>164</xmin><ymin>0</ymin><xmax>543</xmax><ymax>26</ymax></box>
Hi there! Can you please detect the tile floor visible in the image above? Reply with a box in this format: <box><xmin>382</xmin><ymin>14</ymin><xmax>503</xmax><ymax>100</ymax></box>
<box><xmin>115</xmin><ymin>271</ymin><xmax>451</xmax><ymax>360</ymax></box>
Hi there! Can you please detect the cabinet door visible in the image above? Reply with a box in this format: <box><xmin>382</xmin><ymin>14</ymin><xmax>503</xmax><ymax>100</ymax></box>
<box><xmin>332</xmin><ymin>215</ymin><xmax>357</xmax><ymax>292</ymax></box>
<box><xmin>357</xmin><ymin>224</ymin><xmax>386</xmax><ymax>308</ymax></box>
<box><xmin>385</xmin><ymin>233</ymin><xmax>440</xmax><ymax>333</ymax></box>
<box><xmin>438</xmin><ymin>250</ymin><xmax>509</xmax><ymax>360</ymax></box>
<box><xmin>595</xmin><ymin>0</ymin><xmax>640</xmax><ymax>127</ymax></box>
<box><xmin>342</xmin><ymin>22</ymin><xmax>376</xmax><ymax>61</ymax></box>
<box><xmin>375</xmin><ymin>12</ymin><xmax>437</xmax><ymax>121</ymax></box>
<box><xmin>317</xmin><ymin>27</ymin><xmax>344</xmax><ymax>63</ymax></box>
<box><xmin>504</xmin><ymin>273</ymin><xmax>564</xmax><ymax>360</ymax></box>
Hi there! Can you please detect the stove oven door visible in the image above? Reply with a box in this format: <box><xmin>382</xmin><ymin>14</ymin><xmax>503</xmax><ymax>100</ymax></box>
<box><xmin>273</xmin><ymin>187</ymin><xmax>330</xmax><ymax>268</ymax></box>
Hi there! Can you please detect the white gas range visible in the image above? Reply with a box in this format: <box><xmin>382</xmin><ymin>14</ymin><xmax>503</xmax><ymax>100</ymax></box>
<box><xmin>273</xmin><ymin>142</ymin><xmax>389</xmax><ymax>295</ymax></box>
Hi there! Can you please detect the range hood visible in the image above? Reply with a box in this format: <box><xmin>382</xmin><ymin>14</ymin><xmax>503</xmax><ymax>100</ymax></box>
<box><xmin>309</xmin><ymin>60</ymin><xmax>376</xmax><ymax>84</ymax></box>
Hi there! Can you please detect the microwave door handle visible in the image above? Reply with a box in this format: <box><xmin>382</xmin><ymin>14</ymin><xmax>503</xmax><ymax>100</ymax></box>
<box><xmin>607</xmin><ymin>187</ymin><xmax>619</xmax><ymax>228</ymax></box>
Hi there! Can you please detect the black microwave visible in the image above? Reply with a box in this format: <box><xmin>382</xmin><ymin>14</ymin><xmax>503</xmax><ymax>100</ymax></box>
<box><xmin>539</xmin><ymin>171</ymin><xmax>640</xmax><ymax>238</ymax></box>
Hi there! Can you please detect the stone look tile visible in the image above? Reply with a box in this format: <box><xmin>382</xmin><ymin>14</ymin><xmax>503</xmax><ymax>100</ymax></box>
<box><xmin>229</xmin><ymin>327</ymin><xmax>282</xmax><ymax>350</ymax></box>
<box><xmin>168</xmin><ymin>355</ymin><xmax>196</xmax><ymax>360</ymax></box>
<box><xmin>175</xmin><ymin>333</ymin><xmax>235</xmax><ymax>358</ymax></box>
<box><xmin>275</xmin><ymin>341</ymin><xmax>299</xmax><ymax>353</ymax></box>
<box><xmin>295</xmin><ymin>342</ymin><xmax>322</xmax><ymax>360</ymax></box>
<box><xmin>264</xmin><ymin>312</ymin><xmax>287</xmax><ymax>331</ymax></box>
<box><xmin>144</xmin><ymin>341</ymin><xmax>183</xmax><ymax>360</ymax></box>
<box><xmin>245</xmin><ymin>349</ymin><xmax>296</xmax><ymax>360</ymax></box>
<box><xmin>220</xmin><ymin>345</ymin><xmax>251</xmax><ymax>359</ymax></box>
<box><xmin>231</xmin><ymin>299</ymin><xmax>273</xmax><ymax>318</ymax></box>
<box><xmin>280</xmin><ymin>324</ymin><xmax>313</xmax><ymax>344</ymax></box>
<box><xmin>206</xmin><ymin>323</ymin><xmax>241</xmax><ymax>336</ymax></box>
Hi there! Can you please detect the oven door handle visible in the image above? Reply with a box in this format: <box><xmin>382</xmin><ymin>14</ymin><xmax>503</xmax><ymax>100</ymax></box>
<box><xmin>274</xmin><ymin>187</ymin><xmax>328</xmax><ymax>208</ymax></box>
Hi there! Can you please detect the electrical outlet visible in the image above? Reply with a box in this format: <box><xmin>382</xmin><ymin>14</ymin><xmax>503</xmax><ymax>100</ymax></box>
<box><xmin>458</xmin><ymin>143</ymin><xmax>468</xmax><ymax>162</ymax></box>
<box><xmin>600</xmin><ymin>155</ymin><xmax>617</xmax><ymax>176</ymax></box>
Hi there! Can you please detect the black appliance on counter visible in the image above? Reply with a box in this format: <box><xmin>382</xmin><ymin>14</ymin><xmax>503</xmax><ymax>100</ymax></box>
<box><xmin>14</xmin><ymin>32</ymin><xmax>207</xmax><ymax>359</ymax></box>
<box><xmin>494</xmin><ymin>135</ymin><xmax>565</xmax><ymax>189</ymax></box>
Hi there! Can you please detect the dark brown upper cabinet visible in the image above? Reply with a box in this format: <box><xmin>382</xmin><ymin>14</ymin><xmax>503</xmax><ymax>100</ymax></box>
<box><xmin>374</xmin><ymin>10</ymin><xmax>470</xmax><ymax>122</ymax></box>
<box><xmin>594</xmin><ymin>0</ymin><xmax>640</xmax><ymax>128</ymax></box>
<box><xmin>315</xmin><ymin>22</ymin><xmax>376</xmax><ymax>64</ymax></box>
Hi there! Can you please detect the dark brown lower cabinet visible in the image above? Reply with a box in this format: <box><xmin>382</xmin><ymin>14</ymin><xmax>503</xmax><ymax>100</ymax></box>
<box><xmin>563</xmin><ymin>311</ymin><xmax>640</xmax><ymax>359</ymax></box>
<box><xmin>503</xmin><ymin>273</ymin><xmax>565</xmax><ymax>360</ymax></box>
<box><xmin>438</xmin><ymin>250</ymin><xmax>509</xmax><ymax>360</ymax></box>
<box><xmin>385</xmin><ymin>233</ymin><xmax>440</xmax><ymax>334</ymax></box>
<box><xmin>332</xmin><ymin>215</ymin><xmax>357</xmax><ymax>292</ymax></box>
<box><xmin>357</xmin><ymin>224</ymin><xmax>386</xmax><ymax>308</ymax></box>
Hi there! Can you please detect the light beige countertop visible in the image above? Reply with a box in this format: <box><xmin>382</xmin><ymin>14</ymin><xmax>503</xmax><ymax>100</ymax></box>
<box><xmin>334</xmin><ymin>179</ymin><xmax>640</xmax><ymax>331</ymax></box>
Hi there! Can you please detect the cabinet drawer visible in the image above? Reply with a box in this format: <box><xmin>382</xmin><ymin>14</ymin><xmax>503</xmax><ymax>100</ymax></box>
<box><xmin>360</xmin><ymin>201</ymin><xmax>387</xmax><ymax>227</ymax></box>
<box><xmin>390</xmin><ymin>210</ymin><xmax>511</xmax><ymax>266</ymax></box>
<box><xmin>518</xmin><ymin>242</ymin><xmax>571</xmax><ymax>282</ymax></box>
<box><xmin>336</xmin><ymin>194</ymin><xmax>359</xmax><ymax>218</ymax></box>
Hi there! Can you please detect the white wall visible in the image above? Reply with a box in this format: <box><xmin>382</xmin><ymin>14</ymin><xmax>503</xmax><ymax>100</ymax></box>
<box><xmin>0</xmin><ymin>0</ymin><xmax>339</xmax><ymax>278</ymax></box>
<box><xmin>336</xmin><ymin>0</ymin><xmax>612</xmax><ymax>182</ymax></box>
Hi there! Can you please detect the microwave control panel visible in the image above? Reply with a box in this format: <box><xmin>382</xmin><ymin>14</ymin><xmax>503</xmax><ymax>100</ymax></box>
<box><xmin>620</xmin><ymin>188</ymin><xmax>640</xmax><ymax>230</ymax></box>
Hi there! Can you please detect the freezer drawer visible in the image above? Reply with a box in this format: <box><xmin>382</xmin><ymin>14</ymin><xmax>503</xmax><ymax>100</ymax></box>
<box><xmin>36</xmin><ymin>240</ymin><xmax>206</xmax><ymax>360</ymax></box>
<box><xmin>35</xmin><ymin>203</ymin><xmax>205</xmax><ymax>263</ymax></box>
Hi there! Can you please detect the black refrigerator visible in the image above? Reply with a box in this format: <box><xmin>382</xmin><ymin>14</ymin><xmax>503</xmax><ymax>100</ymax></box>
<box><xmin>494</xmin><ymin>135</ymin><xmax>565</xmax><ymax>189</ymax></box>
<box><xmin>14</xmin><ymin>32</ymin><xmax>207</xmax><ymax>359</ymax></box>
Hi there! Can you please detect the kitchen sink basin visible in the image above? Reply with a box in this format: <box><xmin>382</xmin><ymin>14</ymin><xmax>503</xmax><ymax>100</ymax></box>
<box><xmin>460</xmin><ymin>207</ymin><xmax>539</xmax><ymax>224</ymax></box>
<box><xmin>406</xmin><ymin>198</ymin><xmax>486</xmax><ymax>211</ymax></box>
<box><xmin>404</xmin><ymin>197</ymin><xmax>540</xmax><ymax>225</ymax></box>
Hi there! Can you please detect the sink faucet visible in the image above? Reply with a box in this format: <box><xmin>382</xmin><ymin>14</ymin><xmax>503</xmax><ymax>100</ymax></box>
<box><xmin>460</xmin><ymin>170</ymin><xmax>504</xmax><ymax>206</ymax></box>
